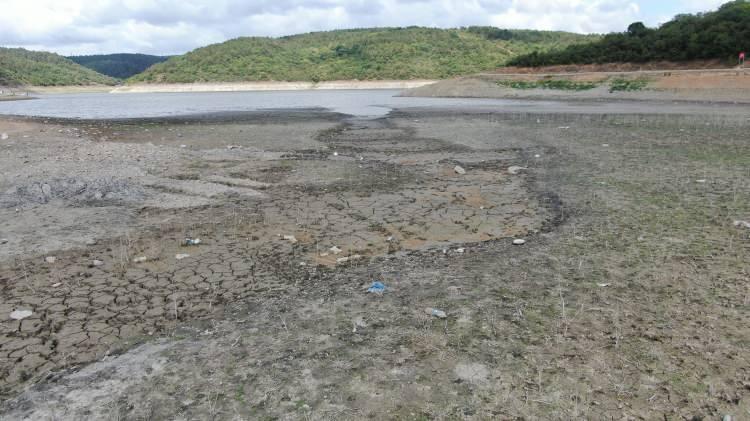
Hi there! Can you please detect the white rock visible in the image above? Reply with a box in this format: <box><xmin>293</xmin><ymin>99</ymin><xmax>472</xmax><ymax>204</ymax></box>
<box><xmin>92</xmin><ymin>260</ymin><xmax>104</xmax><ymax>267</ymax></box>
<box><xmin>507</xmin><ymin>166</ymin><xmax>527</xmax><ymax>175</ymax></box>
<box><xmin>10</xmin><ymin>309</ymin><xmax>32</xmax><ymax>320</ymax></box>
<box><xmin>512</xmin><ymin>239</ymin><xmax>526</xmax><ymax>245</ymax></box>
<box><xmin>426</xmin><ymin>308</ymin><xmax>447</xmax><ymax>319</ymax></box>
<box><xmin>454</xmin><ymin>165</ymin><xmax>466</xmax><ymax>175</ymax></box>
<box><xmin>336</xmin><ymin>255</ymin><xmax>362</xmax><ymax>264</ymax></box>
<box><xmin>45</xmin><ymin>256</ymin><xmax>57</xmax><ymax>264</ymax></box>
<box><xmin>329</xmin><ymin>246</ymin><xmax>342</xmax><ymax>255</ymax></box>
<box><xmin>283</xmin><ymin>235</ymin><xmax>298</xmax><ymax>244</ymax></box>
<box><xmin>175</xmin><ymin>253</ymin><xmax>190</xmax><ymax>260</ymax></box>
<box><xmin>133</xmin><ymin>256</ymin><xmax>148</xmax><ymax>263</ymax></box>
<box><xmin>1</xmin><ymin>133</ymin><xmax>8</xmax><ymax>140</ymax></box>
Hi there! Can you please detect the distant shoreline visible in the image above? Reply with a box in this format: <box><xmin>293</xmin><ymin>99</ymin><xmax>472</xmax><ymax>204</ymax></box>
<box><xmin>111</xmin><ymin>80</ymin><xmax>437</xmax><ymax>94</ymax></box>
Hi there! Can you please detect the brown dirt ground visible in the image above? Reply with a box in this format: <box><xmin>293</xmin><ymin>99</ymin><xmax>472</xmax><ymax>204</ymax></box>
<box><xmin>1</xmin><ymin>106</ymin><xmax>749</xmax><ymax>420</ymax></box>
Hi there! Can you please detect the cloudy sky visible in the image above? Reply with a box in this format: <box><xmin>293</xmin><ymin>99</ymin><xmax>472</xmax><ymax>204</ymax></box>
<box><xmin>0</xmin><ymin>0</ymin><xmax>728</xmax><ymax>56</ymax></box>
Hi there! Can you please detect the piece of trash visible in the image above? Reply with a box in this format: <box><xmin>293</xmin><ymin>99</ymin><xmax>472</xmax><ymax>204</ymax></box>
<box><xmin>454</xmin><ymin>165</ymin><xmax>466</xmax><ymax>175</ymax></box>
<box><xmin>1</xmin><ymin>133</ymin><xmax>8</xmax><ymax>140</ymax></box>
<box><xmin>425</xmin><ymin>308</ymin><xmax>447</xmax><ymax>319</ymax></box>
<box><xmin>696</xmin><ymin>179</ymin><xmax>707</xmax><ymax>183</ymax></box>
<box><xmin>184</xmin><ymin>238</ymin><xmax>201</xmax><ymax>246</ymax></box>
<box><xmin>133</xmin><ymin>256</ymin><xmax>148</xmax><ymax>263</ymax></box>
<box><xmin>574</xmin><ymin>236</ymin><xmax>585</xmax><ymax>241</ymax></box>
<box><xmin>507</xmin><ymin>166</ymin><xmax>527</xmax><ymax>175</ymax></box>
<box><xmin>92</xmin><ymin>260</ymin><xmax>104</xmax><ymax>267</ymax></box>
<box><xmin>733</xmin><ymin>220</ymin><xmax>750</xmax><ymax>229</ymax></box>
<box><xmin>226</xmin><ymin>145</ymin><xmax>240</xmax><ymax>150</ymax></box>
<box><xmin>179</xmin><ymin>144</ymin><xmax>187</xmax><ymax>148</ymax></box>
<box><xmin>329</xmin><ymin>245</ymin><xmax>342</xmax><ymax>255</ymax></box>
<box><xmin>51</xmin><ymin>282</ymin><xmax>62</xmax><ymax>288</ymax></box>
<box><xmin>336</xmin><ymin>255</ymin><xmax>362</xmax><ymax>264</ymax></box>
<box><xmin>386</xmin><ymin>236</ymin><xmax>394</xmax><ymax>242</ymax></box>
<box><xmin>175</xmin><ymin>253</ymin><xmax>190</xmax><ymax>260</ymax></box>
<box><xmin>558</xmin><ymin>126</ymin><xmax>570</xmax><ymax>130</ymax></box>
<box><xmin>534</xmin><ymin>154</ymin><xmax>541</xmax><ymax>158</ymax></box>
<box><xmin>0</xmin><ymin>238</ymin><xmax>7</xmax><ymax>244</ymax></box>
<box><xmin>602</xmin><ymin>144</ymin><xmax>609</xmax><ymax>147</ymax></box>
<box><xmin>597</xmin><ymin>283</ymin><xmax>611</xmax><ymax>287</ymax></box>
<box><xmin>367</xmin><ymin>281</ymin><xmax>386</xmax><ymax>294</ymax></box>
<box><xmin>299</xmin><ymin>262</ymin><xmax>307</xmax><ymax>266</ymax></box>
<box><xmin>352</xmin><ymin>317</ymin><xmax>367</xmax><ymax>333</ymax></box>
<box><xmin>333</xmin><ymin>151</ymin><xmax>339</xmax><ymax>156</ymax></box>
<box><xmin>283</xmin><ymin>235</ymin><xmax>298</xmax><ymax>244</ymax></box>
<box><xmin>85</xmin><ymin>239</ymin><xmax>97</xmax><ymax>246</ymax></box>
<box><xmin>10</xmin><ymin>309</ymin><xmax>32</xmax><ymax>320</ymax></box>
<box><xmin>513</xmin><ymin>239</ymin><xmax>526</xmax><ymax>245</ymax></box>
<box><xmin>456</xmin><ymin>248</ymin><xmax>465</xmax><ymax>254</ymax></box>
<box><xmin>45</xmin><ymin>256</ymin><xmax>57</xmax><ymax>264</ymax></box>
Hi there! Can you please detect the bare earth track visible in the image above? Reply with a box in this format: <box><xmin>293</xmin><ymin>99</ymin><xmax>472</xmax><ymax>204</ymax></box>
<box><xmin>0</xmin><ymin>102</ymin><xmax>749</xmax><ymax>419</ymax></box>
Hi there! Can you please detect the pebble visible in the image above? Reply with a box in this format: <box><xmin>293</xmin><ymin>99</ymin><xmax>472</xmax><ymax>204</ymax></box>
<box><xmin>513</xmin><ymin>239</ymin><xmax>526</xmax><ymax>245</ymax></box>
<box><xmin>507</xmin><ymin>166</ymin><xmax>527</xmax><ymax>175</ymax></box>
<box><xmin>10</xmin><ymin>309</ymin><xmax>33</xmax><ymax>320</ymax></box>
<box><xmin>175</xmin><ymin>253</ymin><xmax>190</xmax><ymax>260</ymax></box>
<box><xmin>45</xmin><ymin>256</ymin><xmax>57</xmax><ymax>264</ymax></box>
<box><xmin>454</xmin><ymin>165</ymin><xmax>466</xmax><ymax>175</ymax></box>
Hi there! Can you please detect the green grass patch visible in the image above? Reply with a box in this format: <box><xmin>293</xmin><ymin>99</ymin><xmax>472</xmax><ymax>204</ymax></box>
<box><xmin>497</xmin><ymin>79</ymin><xmax>599</xmax><ymax>91</ymax></box>
<box><xmin>609</xmin><ymin>78</ymin><xmax>649</xmax><ymax>92</ymax></box>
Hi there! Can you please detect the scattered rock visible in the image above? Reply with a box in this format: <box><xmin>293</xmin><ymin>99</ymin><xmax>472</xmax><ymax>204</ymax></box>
<box><xmin>175</xmin><ymin>254</ymin><xmax>190</xmax><ymax>260</ymax></box>
<box><xmin>507</xmin><ymin>166</ymin><xmax>527</xmax><ymax>175</ymax></box>
<box><xmin>512</xmin><ymin>239</ymin><xmax>526</xmax><ymax>245</ymax></box>
<box><xmin>426</xmin><ymin>308</ymin><xmax>447</xmax><ymax>319</ymax></box>
<box><xmin>1</xmin><ymin>133</ymin><xmax>8</xmax><ymax>140</ymax></box>
<box><xmin>283</xmin><ymin>235</ymin><xmax>298</xmax><ymax>244</ymax></box>
<box><xmin>10</xmin><ymin>309</ymin><xmax>33</xmax><ymax>320</ymax></box>
<box><xmin>454</xmin><ymin>165</ymin><xmax>466</xmax><ymax>175</ymax></box>
<box><xmin>45</xmin><ymin>256</ymin><xmax>57</xmax><ymax>264</ymax></box>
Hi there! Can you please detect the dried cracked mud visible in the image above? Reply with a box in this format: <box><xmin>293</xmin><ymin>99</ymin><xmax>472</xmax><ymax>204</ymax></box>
<box><xmin>1</xmin><ymin>105</ymin><xmax>749</xmax><ymax>420</ymax></box>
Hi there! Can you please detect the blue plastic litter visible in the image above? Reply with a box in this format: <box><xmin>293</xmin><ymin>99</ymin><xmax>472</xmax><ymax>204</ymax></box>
<box><xmin>367</xmin><ymin>281</ymin><xmax>386</xmax><ymax>293</ymax></box>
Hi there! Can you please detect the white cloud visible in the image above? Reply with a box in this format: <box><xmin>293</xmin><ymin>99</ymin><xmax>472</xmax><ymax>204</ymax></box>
<box><xmin>0</xmin><ymin>0</ymin><xmax>720</xmax><ymax>55</ymax></box>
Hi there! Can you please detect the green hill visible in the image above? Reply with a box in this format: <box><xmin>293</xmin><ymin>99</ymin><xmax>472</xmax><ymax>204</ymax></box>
<box><xmin>0</xmin><ymin>47</ymin><xmax>116</xmax><ymax>86</ymax></box>
<box><xmin>129</xmin><ymin>27</ymin><xmax>598</xmax><ymax>83</ymax></box>
<box><xmin>509</xmin><ymin>0</ymin><xmax>750</xmax><ymax>67</ymax></box>
<box><xmin>68</xmin><ymin>53</ymin><xmax>170</xmax><ymax>79</ymax></box>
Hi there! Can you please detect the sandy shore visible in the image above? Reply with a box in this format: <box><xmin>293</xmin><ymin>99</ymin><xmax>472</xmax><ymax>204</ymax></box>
<box><xmin>112</xmin><ymin>79</ymin><xmax>437</xmax><ymax>93</ymax></box>
<box><xmin>405</xmin><ymin>68</ymin><xmax>750</xmax><ymax>103</ymax></box>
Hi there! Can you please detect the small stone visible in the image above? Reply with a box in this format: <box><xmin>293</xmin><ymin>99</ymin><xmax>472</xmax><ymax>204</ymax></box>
<box><xmin>512</xmin><ymin>239</ymin><xmax>526</xmax><ymax>245</ymax></box>
<box><xmin>175</xmin><ymin>254</ymin><xmax>190</xmax><ymax>260</ymax></box>
<box><xmin>425</xmin><ymin>308</ymin><xmax>447</xmax><ymax>319</ymax></box>
<box><xmin>1</xmin><ymin>133</ymin><xmax>8</xmax><ymax>140</ymax></box>
<box><xmin>508</xmin><ymin>166</ymin><xmax>527</xmax><ymax>175</ymax></box>
<box><xmin>92</xmin><ymin>260</ymin><xmax>104</xmax><ymax>267</ymax></box>
<box><xmin>45</xmin><ymin>256</ymin><xmax>57</xmax><ymax>264</ymax></box>
<box><xmin>454</xmin><ymin>165</ymin><xmax>466</xmax><ymax>175</ymax></box>
<box><xmin>10</xmin><ymin>309</ymin><xmax>33</xmax><ymax>320</ymax></box>
<box><xmin>329</xmin><ymin>246</ymin><xmax>342</xmax><ymax>255</ymax></box>
<box><xmin>336</xmin><ymin>255</ymin><xmax>362</xmax><ymax>264</ymax></box>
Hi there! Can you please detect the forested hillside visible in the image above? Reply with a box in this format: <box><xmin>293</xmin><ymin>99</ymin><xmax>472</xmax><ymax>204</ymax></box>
<box><xmin>0</xmin><ymin>48</ymin><xmax>115</xmax><ymax>86</ymax></box>
<box><xmin>509</xmin><ymin>0</ymin><xmax>750</xmax><ymax>67</ymax></box>
<box><xmin>130</xmin><ymin>27</ymin><xmax>597</xmax><ymax>83</ymax></box>
<box><xmin>68</xmin><ymin>54</ymin><xmax>169</xmax><ymax>79</ymax></box>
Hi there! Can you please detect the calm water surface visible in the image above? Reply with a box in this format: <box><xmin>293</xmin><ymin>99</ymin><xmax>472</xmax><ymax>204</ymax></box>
<box><xmin>0</xmin><ymin>89</ymin><xmax>739</xmax><ymax>119</ymax></box>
